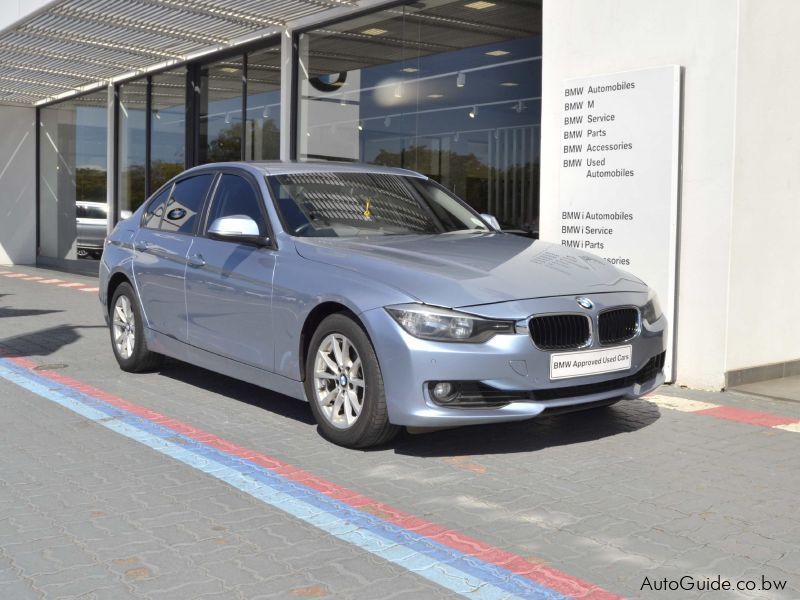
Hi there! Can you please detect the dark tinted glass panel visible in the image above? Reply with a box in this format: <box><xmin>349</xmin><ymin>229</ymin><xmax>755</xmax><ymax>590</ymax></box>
<box><xmin>297</xmin><ymin>0</ymin><xmax>542</xmax><ymax>235</ymax></box>
<box><xmin>245</xmin><ymin>47</ymin><xmax>281</xmax><ymax>160</ymax></box>
<box><xmin>199</xmin><ymin>57</ymin><xmax>243</xmax><ymax>163</ymax></box>
<box><xmin>151</xmin><ymin>68</ymin><xmax>186</xmax><ymax>191</ymax></box>
<box><xmin>142</xmin><ymin>185</ymin><xmax>172</xmax><ymax>229</ymax></box>
<box><xmin>207</xmin><ymin>174</ymin><xmax>266</xmax><ymax>235</ymax></box>
<box><xmin>160</xmin><ymin>175</ymin><xmax>213</xmax><ymax>234</ymax></box>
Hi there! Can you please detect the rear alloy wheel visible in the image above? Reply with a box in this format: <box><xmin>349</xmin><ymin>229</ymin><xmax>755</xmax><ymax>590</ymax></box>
<box><xmin>305</xmin><ymin>314</ymin><xmax>399</xmax><ymax>448</ymax></box>
<box><xmin>109</xmin><ymin>282</ymin><xmax>162</xmax><ymax>373</ymax></box>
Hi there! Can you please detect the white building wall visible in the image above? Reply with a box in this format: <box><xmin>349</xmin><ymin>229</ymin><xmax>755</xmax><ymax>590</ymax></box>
<box><xmin>540</xmin><ymin>0</ymin><xmax>740</xmax><ymax>389</ymax></box>
<box><xmin>725</xmin><ymin>0</ymin><xmax>800</xmax><ymax>373</ymax></box>
<box><xmin>0</xmin><ymin>105</ymin><xmax>36</xmax><ymax>266</ymax></box>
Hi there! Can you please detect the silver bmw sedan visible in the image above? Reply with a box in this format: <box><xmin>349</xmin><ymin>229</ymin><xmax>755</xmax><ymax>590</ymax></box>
<box><xmin>100</xmin><ymin>161</ymin><xmax>666</xmax><ymax>448</ymax></box>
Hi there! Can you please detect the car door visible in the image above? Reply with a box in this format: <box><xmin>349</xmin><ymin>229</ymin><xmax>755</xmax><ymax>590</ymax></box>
<box><xmin>133</xmin><ymin>173</ymin><xmax>215</xmax><ymax>341</ymax></box>
<box><xmin>185</xmin><ymin>171</ymin><xmax>277</xmax><ymax>370</ymax></box>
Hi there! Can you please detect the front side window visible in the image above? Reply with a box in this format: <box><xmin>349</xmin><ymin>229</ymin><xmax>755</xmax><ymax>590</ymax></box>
<box><xmin>160</xmin><ymin>174</ymin><xmax>214</xmax><ymax>234</ymax></box>
<box><xmin>206</xmin><ymin>174</ymin><xmax>267</xmax><ymax>236</ymax></box>
<box><xmin>268</xmin><ymin>172</ymin><xmax>488</xmax><ymax>237</ymax></box>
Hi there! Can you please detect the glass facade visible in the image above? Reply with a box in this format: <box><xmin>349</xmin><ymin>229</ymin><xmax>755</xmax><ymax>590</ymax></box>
<box><xmin>118</xmin><ymin>79</ymin><xmax>147</xmax><ymax>217</ymax></box>
<box><xmin>151</xmin><ymin>68</ymin><xmax>187</xmax><ymax>193</ymax></box>
<box><xmin>245</xmin><ymin>47</ymin><xmax>282</xmax><ymax>161</ymax></box>
<box><xmin>38</xmin><ymin>90</ymin><xmax>108</xmax><ymax>262</ymax></box>
<box><xmin>297</xmin><ymin>0</ymin><xmax>542</xmax><ymax>233</ymax></box>
<box><xmin>37</xmin><ymin>2</ymin><xmax>542</xmax><ymax>270</ymax></box>
<box><xmin>199</xmin><ymin>58</ymin><xmax>244</xmax><ymax>163</ymax></box>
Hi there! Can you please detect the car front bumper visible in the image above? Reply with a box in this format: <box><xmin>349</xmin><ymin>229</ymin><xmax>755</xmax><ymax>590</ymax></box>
<box><xmin>361</xmin><ymin>291</ymin><xmax>666</xmax><ymax>427</ymax></box>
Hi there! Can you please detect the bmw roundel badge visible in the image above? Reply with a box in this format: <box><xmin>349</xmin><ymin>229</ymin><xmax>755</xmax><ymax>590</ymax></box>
<box><xmin>576</xmin><ymin>297</ymin><xmax>594</xmax><ymax>310</ymax></box>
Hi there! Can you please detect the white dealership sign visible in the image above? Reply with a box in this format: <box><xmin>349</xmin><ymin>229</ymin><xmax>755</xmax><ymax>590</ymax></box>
<box><xmin>558</xmin><ymin>66</ymin><xmax>681</xmax><ymax>381</ymax></box>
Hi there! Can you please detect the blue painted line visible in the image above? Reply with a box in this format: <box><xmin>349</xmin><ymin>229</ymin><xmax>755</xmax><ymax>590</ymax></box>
<box><xmin>0</xmin><ymin>358</ymin><xmax>569</xmax><ymax>600</ymax></box>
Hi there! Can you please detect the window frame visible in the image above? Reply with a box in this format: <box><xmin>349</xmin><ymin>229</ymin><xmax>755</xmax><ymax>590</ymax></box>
<box><xmin>143</xmin><ymin>172</ymin><xmax>215</xmax><ymax>236</ymax></box>
<box><xmin>200</xmin><ymin>167</ymin><xmax>277</xmax><ymax>250</ymax></box>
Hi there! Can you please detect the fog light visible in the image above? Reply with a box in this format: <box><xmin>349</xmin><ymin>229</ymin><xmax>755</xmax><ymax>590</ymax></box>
<box><xmin>432</xmin><ymin>382</ymin><xmax>455</xmax><ymax>402</ymax></box>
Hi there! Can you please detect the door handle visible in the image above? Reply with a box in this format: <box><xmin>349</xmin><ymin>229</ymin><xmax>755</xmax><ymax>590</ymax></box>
<box><xmin>187</xmin><ymin>254</ymin><xmax>206</xmax><ymax>268</ymax></box>
<box><xmin>134</xmin><ymin>240</ymin><xmax>150</xmax><ymax>252</ymax></box>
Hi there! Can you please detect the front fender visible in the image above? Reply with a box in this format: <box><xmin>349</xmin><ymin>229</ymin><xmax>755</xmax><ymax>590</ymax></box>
<box><xmin>271</xmin><ymin>250</ymin><xmax>415</xmax><ymax>381</ymax></box>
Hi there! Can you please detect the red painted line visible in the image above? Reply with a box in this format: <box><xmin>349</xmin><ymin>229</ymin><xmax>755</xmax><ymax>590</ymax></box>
<box><xmin>694</xmin><ymin>405</ymin><xmax>798</xmax><ymax>428</ymax></box>
<box><xmin>5</xmin><ymin>354</ymin><xmax>618</xmax><ymax>600</ymax></box>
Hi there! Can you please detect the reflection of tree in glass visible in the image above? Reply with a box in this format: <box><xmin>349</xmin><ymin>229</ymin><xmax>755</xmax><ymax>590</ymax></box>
<box><xmin>206</xmin><ymin>121</ymin><xmax>280</xmax><ymax>162</ymax></box>
<box><xmin>372</xmin><ymin>145</ymin><xmax>539</xmax><ymax>234</ymax></box>
<box><xmin>76</xmin><ymin>167</ymin><xmax>107</xmax><ymax>202</ymax></box>
<box><xmin>151</xmin><ymin>161</ymin><xmax>184</xmax><ymax>191</ymax></box>
<box><xmin>120</xmin><ymin>161</ymin><xmax>184</xmax><ymax>213</ymax></box>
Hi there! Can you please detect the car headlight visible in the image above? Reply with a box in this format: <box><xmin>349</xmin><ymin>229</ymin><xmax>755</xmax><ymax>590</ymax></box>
<box><xmin>385</xmin><ymin>303</ymin><xmax>514</xmax><ymax>343</ymax></box>
<box><xmin>641</xmin><ymin>289</ymin><xmax>663</xmax><ymax>325</ymax></box>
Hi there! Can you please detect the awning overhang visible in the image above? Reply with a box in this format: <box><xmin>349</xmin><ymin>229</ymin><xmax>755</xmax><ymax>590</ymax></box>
<box><xmin>0</xmin><ymin>0</ymin><xmax>359</xmax><ymax>106</ymax></box>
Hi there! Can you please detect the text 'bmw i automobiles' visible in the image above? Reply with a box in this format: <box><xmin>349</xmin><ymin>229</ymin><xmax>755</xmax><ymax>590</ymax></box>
<box><xmin>100</xmin><ymin>161</ymin><xmax>666</xmax><ymax>448</ymax></box>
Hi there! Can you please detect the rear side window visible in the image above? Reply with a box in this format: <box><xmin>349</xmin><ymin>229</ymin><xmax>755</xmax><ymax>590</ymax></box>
<box><xmin>142</xmin><ymin>186</ymin><xmax>171</xmax><ymax>229</ymax></box>
<box><xmin>206</xmin><ymin>174</ymin><xmax>267</xmax><ymax>236</ymax></box>
<box><xmin>76</xmin><ymin>204</ymin><xmax>107</xmax><ymax>220</ymax></box>
<box><xmin>160</xmin><ymin>174</ymin><xmax>214</xmax><ymax>234</ymax></box>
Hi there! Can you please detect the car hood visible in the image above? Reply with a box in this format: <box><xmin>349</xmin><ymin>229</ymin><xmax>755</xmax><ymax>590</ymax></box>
<box><xmin>293</xmin><ymin>233</ymin><xmax>646</xmax><ymax>309</ymax></box>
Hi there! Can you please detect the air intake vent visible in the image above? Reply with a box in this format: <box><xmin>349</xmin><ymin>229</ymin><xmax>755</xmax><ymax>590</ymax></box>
<box><xmin>598</xmin><ymin>308</ymin><xmax>639</xmax><ymax>344</ymax></box>
<box><xmin>529</xmin><ymin>314</ymin><xmax>590</xmax><ymax>350</ymax></box>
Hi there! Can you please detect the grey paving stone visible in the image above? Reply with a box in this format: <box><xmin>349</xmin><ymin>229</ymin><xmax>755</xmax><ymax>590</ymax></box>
<box><xmin>1</xmin><ymin>267</ymin><xmax>799</xmax><ymax>599</ymax></box>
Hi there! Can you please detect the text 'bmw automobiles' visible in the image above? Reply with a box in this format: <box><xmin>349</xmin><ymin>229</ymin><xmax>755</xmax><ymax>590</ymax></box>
<box><xmin>100</xmin><ymin>162</ymin><xmax>666</xmax><ymax>448</ymax></box>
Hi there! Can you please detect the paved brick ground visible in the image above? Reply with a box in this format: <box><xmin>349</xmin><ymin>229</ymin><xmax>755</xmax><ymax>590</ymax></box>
<box><xmin>0</xmin><ymin>266</ymin><xmax>798</xmax><ymax>599</ymax></box>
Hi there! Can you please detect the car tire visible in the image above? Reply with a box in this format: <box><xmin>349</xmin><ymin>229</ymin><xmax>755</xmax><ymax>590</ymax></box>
<box><xmin>109</xmin><ymin>282</ymin><xmax>162</xmax><ymax>373</ymax></box>
<box><xmin>304</xmin><ymin>313</ymin><xmax>399</xmax><ymax>449</ymax></box>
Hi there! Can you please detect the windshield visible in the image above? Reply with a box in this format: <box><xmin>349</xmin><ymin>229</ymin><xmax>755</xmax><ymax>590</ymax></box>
<box><xmin>267</xmin><ymin>172</ymin><xmax>490</xmax><ymax>237</ymax></box>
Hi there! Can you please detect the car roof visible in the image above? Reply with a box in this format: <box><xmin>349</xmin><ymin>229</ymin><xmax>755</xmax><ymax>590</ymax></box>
<box><xmin>181</xmin><ymin>160</ymin><xmax>428</xmax><ymax>179</ymax></box>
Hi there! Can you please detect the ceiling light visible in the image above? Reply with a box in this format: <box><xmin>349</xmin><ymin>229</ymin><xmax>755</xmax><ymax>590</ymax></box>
<box><xmin>469</xmin><ymin>105</ymin><xmax>478</xmax><ymax>118</ymax></box>
<box><xmin>362</xmin><ymin>28</ymin><xmax>388</xmax><ymax>36</ymax></box>
<box><xmin>358</xmin><ymin>121</ymin><xmax>364</xmax><ymax>131</ymax></box>
<box><xmin>485</xmin><ymin>50</ymin><xmax>509</xmax><ymax>57</ymax></box>
<box><xmin>500</xmin><ymin>82</ymin><xmax>518</xmax><ymax>87</ymax></box>
<box><xmin>219</xmin><ymin>66</ymin><xmax>239</xmax><ymax>73</ymax></box>
<box><xmin>428</xmin><ymin>94</ymin><xmax>444</xmax><ymax>99</ymax></box>
<box><xmin>465</xmin><ymin>1</ymin><xmax>495</xmax><ymax>9</ymax></box>
<box><xmin>456</xmin><ymin>71</ymin><xmax>466</xmax><ymax>88</ymax></box>
<box><xmin>401</xmin><ymin>67</ymin><xmax>419</xmax><ymax>73</ymax></box>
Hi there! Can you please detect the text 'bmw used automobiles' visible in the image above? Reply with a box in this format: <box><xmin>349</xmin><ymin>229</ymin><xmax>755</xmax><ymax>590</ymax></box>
<box><xmin>100</xmin><ymin>161</ymin><xmax>666</xmax><ymax>448</ymax></box>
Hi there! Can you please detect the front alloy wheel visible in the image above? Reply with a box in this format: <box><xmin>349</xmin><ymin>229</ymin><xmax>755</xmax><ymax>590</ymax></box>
<box><xmin>304</xmin><ymin>313</ymin><xmax>399</xmax><ymax>448</ymax></box>
<box><xmin>313</xmin><ymin>333</ymin><xmax>365</xmax><ymax>429</ymax></box>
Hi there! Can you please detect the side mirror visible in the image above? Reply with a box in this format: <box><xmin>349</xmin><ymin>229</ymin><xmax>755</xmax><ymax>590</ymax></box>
<box><xmin>480</xmin><ymin>213</ymin><xmax>501</xmax><ymax>231</ymax></box>
<box><xmin>208</xmin><ymin>215</ymin><xmax>270</xmax><ymax>246</ymax></box>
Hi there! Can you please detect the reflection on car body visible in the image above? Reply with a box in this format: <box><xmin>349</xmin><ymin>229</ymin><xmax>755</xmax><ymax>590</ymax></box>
<box><xmin>99</xmin><ymin>161</ymin><xmax>666</xmax><ymax>448</ymax></box>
